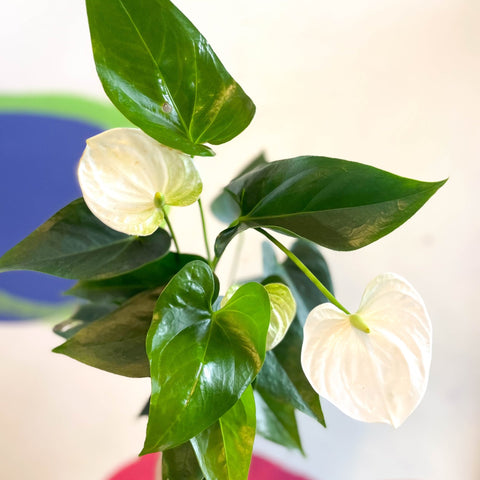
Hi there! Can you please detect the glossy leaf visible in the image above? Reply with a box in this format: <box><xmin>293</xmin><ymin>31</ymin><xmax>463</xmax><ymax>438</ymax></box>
<box><xmin>263</xmin><ymin>240</ymin><xmax>333</xmax><ymax>323</ymax></box>
<box><xmin>220</xmin><ymin>280</ymin><xmax>296</xmax><ymax>351</ymax></box>
<box><xmin>162</xmin><ymin>442</ymin><xmax>204</xmax><ymax>480</ymax></box>
<box><xmin>254</xmin><ymin>390</ymin><xmax>303</xmax><ymax>453</ymax></box>
<box><xmin>191</xmin><ymin>386</ymin><xmax>255</xmax><ymax>480</ymax></box>
<box><xmin>142</xmin><ymin>261</ymin><xmax>269</xmax><ymax>453</ymax></box>
<box><xmin>0</xmin><ymin>199</ymin><xmax>171</xmax><ymax>280</ymax></box>
<box><xmin>67</xmin><ymin>252</ymin><xmax>203</xmax><ymax>304</ymax></box>
<box><xmin>86</xmin><ymin>0</ymin><xmax>255</xmax><ymax>156</ymax></box>
<box><xmin>53</xmin><ymin>288</ymin><xmax>162</xmax><ymax>377</ymax></box>
<box><xmin>215</xmin><ymin>156</ymin><xmax>446</xmax><ymax>256</ymax></box>
<box><xmin>211</xmin><ymin>153</ymin><xmax>268</xmax><ymax>223</ymax></box>
<box><xmin>255</xmin><ymin>347</ymin><xmax>322</xmax><ymax>425</ymax></box>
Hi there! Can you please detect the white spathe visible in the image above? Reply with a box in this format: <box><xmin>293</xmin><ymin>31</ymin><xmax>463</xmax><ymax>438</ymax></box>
<box><xmin>78</xmin><ymin>128</ymin><xmax>202</xmax><ymax>236</ymax></box>
<box><xmin>301</xmin><ymin>272</ymin><xmax>432</xmax><ymax>428</ymax></box>
<box><xmin>221</xmin><ymin>282</ymin><xmax>296</xmax><ymax>351</ymax></box>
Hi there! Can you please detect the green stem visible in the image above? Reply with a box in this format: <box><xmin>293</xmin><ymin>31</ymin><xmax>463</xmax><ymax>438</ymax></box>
<box><xmin>162</xmin><ymin>208</ymin><xmax>180</xmax><ymax>254</ymax></box>
<box><xmin>256</xmin><ymin>228</ymin><xmax>350</xmax><ymax>315</ymax></box>
<box><xmin>211</xmin><ymin>254</ymin><xmax>220</xmax><ymax>271</ymax></box>
<box><xmin>197</xmin><ymin>199</ymin><xmax>212</xmax><ymax>264</ymax></box>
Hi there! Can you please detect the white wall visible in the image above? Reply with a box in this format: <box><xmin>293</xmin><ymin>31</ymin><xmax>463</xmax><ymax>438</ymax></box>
<box><xmin>1</xmin><ymin>1</ymin><xmax>478</xmax><ymax>479</ymax></box>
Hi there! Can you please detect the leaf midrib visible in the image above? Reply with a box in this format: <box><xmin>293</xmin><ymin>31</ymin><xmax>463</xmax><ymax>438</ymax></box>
<box><xmin>240</xmin><ymin>185</ymin><xmax>438</xmax><ymax>223</ymax></box>
<box><xmin>118</xmin><ymin>0</ymin><xmax>190</xmax><ymax>134</ymax></box>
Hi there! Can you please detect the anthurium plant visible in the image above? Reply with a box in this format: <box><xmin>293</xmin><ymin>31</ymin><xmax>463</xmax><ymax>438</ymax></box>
<box><xmin>0</xmin><ymin>0</ymin><xmax>446</xmax><ymax>478</ymax></box>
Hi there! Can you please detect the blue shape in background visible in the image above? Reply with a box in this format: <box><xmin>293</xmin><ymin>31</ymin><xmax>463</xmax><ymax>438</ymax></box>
<box><xmin>0</xmin><ymin>113</ymin><xmax>102</xmax><ymax>308</ymax></box>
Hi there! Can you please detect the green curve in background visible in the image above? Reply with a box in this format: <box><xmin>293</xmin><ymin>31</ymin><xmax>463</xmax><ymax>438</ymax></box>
<box><xmin>0</xmin><ymin>93</ymin><xmax>134</xmax><ymax>128</ymax></box>
<box><xmin>0</xmin><ymin>92</ymin><xmax>133</xmax><ymax>318</ymax></box>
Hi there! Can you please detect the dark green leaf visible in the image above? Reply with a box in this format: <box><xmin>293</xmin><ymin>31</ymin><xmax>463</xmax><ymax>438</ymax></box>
<box><xmin>211</xmin><ymin>153</ymin><xmax>268</xmax><ymax>224</ymax></box>
<box><xmin>255</xmin><ymin>322</ymin><xmax>324</xmax><ymax>426</ymax></box>
<box><xmin>215</xmin><ymin>156</ymin><xmax>446</xmax><ymax>256</ymax></box>
<box><xmin>191</xmin><ymin>386</ymin><xmax>255</xmax><ymax>480</ymax></box>
<box><xmin>255</xmin><ymin>350</ymin><xmax>317</xmax><ymax>423</ymax></box>
<box><xmin>53</xmin><ymin>303</ymin><xmax>117</xmax><ymax>339</ymax></box>
<box><xmin>263</xmin><ymin>240</ymin><xmax>333</xmax><ymax>323</ymax></box>
<box><xmin>254</xmin><ymin>390</ymin><xmax>303</xmax><ymax>453</ymax></box>
<box><xmin>66</xmin><ymin>252</ymin><xmax>203</xmax><ymax>303</ymax></box>
<box><xmin>142</xmin><ymin>260</ymin><xmax>269</xmax><ymax>453</ymax></box>
<box><xmin>86</xmin><ymin>0</ymin><xmax>255</xmax><ymax>156</ymax></box>
<box><xmin>162</xmin><ymin>442</ymin><xmax>204</xmax><ymax>480</ymax></box>
<box><xmin>53</xmin><ymin>288</ymin><xmax>162</xmax><ymax>377</ymax></box>
<box><xmin>0</xmin><ymin>199</ymin><xmax>171</xmax><ymax>280</ymax></box>
<box><xmin>139</xmin><ymin>397</ymin><xmax>150</xmax><ymax>417</ymax></box>
<box><xmin>260</xmin><ymin>240</ymin><xmax>328</xmax><ymax>425</ymax></box>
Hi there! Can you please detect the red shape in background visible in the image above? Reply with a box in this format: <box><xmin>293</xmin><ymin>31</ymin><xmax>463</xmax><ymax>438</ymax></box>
<box><xmin>107</xmin><ymin>453</ymin><xmax>313</xmax><ymax>480</ymax></box>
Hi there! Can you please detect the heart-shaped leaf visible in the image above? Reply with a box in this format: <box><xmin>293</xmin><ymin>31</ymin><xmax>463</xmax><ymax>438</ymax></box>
<box><xmin>53</xmin><ymin>288</ymin><xmax>162</xmax><ymax>377</ymax></box>
<box><xmin>86</xmin><ymin>0</ymin><xmax>255</xmax><ymax>156</ymax></box>
<box><xmin>191</xmin><ymin>386</ymin><xmax>255</xmax><ymax>480</ymax></box>
<box><xmin>142</xmin><ymin>261</ymin><xmax>269</xmax><ymax>453</ymax></box>
<box><xmin>214</xmin><ymin>156</ymin><xmax>446</xmax><ymax>256</ymax></box>
<box><xmin>301</xmin><ymin>273</ymin><xmax>432</xmax><ymax>427</ymax></box>
<box><xmin>0</xmin><ymin>199</ymin><xmax>171</xmax><ymax>280</ymax></box>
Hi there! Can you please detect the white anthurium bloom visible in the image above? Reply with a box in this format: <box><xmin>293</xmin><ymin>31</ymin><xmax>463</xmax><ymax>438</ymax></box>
<box><xmin>221</xmin><ymin>282</ymin><xmax>296</xmax><ymax>351</ymax></box>
<box><xmin>78</xmin><ymin>128</ymin><xmax>202</xmax><ymax>236</ymax></box>
<box><xmin>301</xmin><ymin>272</ymin><xmax>432</xmax><ymax>428</ymax></box>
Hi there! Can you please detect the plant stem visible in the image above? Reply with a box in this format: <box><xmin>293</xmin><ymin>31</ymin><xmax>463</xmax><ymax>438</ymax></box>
<box><xmin>162</xmin><ymin>208</ymin><xmax>181</xmax><ymax>254</ymax></box>
<box><xmin>256</xmin><ymin>228</ymin><xmax>350</xmax><ymax>314</ymax></box>
<box><xmin>211</xmin><ymin>254</ymin><xmax>220</xmax><ymax>271</ymax></box>
<box><xmin>197</xmin><ymin>199</ymin><xmax>212</xmax><ymax>264</ymax></box>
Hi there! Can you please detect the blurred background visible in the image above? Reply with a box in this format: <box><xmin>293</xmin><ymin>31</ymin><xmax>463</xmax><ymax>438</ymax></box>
<box><xmin>0</xmin><ymin>0</ymin><xmax>478</xmax><ymax>478</ymax></box>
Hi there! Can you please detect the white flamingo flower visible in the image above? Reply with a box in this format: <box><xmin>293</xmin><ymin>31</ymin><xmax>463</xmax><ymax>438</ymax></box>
<box><xmin>78</xmin><ymin>128</ymin><xmax>202</xmax><ymax>236</ymax></box>
<box><xmin>301</xmin><ymin>272</ymin><xmax>432</xmax><ymax>428</ymax></box>
<box><xmin>221</xmin><ymin>282</ymin><xmax>296</xmax><ymax>351</ymax></box>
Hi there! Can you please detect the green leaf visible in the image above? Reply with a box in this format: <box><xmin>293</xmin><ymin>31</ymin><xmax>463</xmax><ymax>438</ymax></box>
<box><xmin>66</xmin><ymin>252</ymin><xmax>203</xmax><ymax>303</ymax></box>
<box><xmin>142</xmin><ymin>260</ymin><xmax>269</xmax><ymax>453</ymax></box>
<box><xmin>255</xmin><ymin>330</ymin><xmax>324</xmax><ymax>426</ymax></box>
<box><xmin>53</xmin><ymin>303</ymin><xmax>117</xmax><ymax>339</ymax></box>
<box><xmin>191</xmin><ymin>386</ymin><xmax>255</xmax><ymax>480</ymax></box>
<box><xmin>162</xmin><ymin>442</ymin><xmax>204</xmax><ymax>480</ymax></box>
<box><xmin>214</xmin><ymin>156</ymin><xmax>446</xmax><ymax>256</ymax></box>
<box><xmin>0</xmin><ymin>199</ymin><xmax>171</xmax><ymax>280</ymax></box>
<box><xmin>53</xmin><ymin>288</ymin><xmax>162</xmax><ymax>377</ymax></box>
<box><xmin>254</xmin><ymin>390</ymin><xmax>303</xmax><ymax>453</ymax></box>
<box><xmin>211</xmin><ymin>153</ymin><xmax>268</xmax><ymax>224</ymax></box>
<box><xmin>260</xmin><ymin>241</ymin><xmax>328</xmax><ymax>424</ymax></box>
<box><xmin>263</xmin><ymin>240</ymin><xmax>333</xmax><ymax>323</ymax></box>
<box><xmin>86</xmin><ymin>0</ymin><xmax>255</xmax><ymax>156</ymax></box>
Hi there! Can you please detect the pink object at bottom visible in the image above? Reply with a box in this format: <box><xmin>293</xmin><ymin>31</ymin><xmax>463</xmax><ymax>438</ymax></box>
<box><xmin>107</xmin><ymin>453</ymin><xmax>313</xmax><ymax>480</ymax></box>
